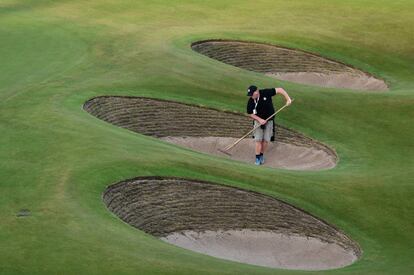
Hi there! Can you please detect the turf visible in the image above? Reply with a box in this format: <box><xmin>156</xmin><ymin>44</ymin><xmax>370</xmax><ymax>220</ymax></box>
<box><xmin>0</xmin><ymin>0</ymin><xmax>413</xmax><ymax>274</ymax></box>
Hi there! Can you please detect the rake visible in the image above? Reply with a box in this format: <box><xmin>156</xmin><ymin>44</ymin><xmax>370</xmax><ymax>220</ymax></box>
<box><xmin>217</xmin><ymin>99</ymin><xmax>294</xmax><ymax>156</ymax></box>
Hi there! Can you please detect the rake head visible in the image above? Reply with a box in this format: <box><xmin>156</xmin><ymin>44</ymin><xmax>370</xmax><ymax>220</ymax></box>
<box><xmin>217</xmin><ymin>148</ymin><xmax>232</xmax><ymax>156</ymax></box>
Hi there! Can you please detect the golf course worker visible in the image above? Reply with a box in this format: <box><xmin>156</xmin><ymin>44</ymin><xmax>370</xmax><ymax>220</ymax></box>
<box><xmin>246</xmin><ymin>85</ymin><xmax>292</xmax><ymax>165</ymax></box>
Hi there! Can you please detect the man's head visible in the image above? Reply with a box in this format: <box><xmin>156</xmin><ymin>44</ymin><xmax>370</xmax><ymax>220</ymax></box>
<box><xmin>247</xmin><ymin>85</ymin><xmax>259</xmax><ymax>99</ymax></box>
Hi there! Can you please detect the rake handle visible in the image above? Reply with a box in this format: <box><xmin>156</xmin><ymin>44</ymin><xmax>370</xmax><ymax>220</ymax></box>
<box><xmin>223</xmin><ymin>100</ymin><xmax>294</xmax><ymax>151</ymax></box>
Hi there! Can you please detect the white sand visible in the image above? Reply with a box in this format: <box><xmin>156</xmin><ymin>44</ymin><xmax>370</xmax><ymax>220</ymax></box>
<box><xmin>162</xmin><ymin>136</ymin><xmax>336</xmax><ymax>170</ymax></box>
<box><xmin>162</xmin><ymin>229</ymin><xmax>357</xmax><ymax>270</ymax></box>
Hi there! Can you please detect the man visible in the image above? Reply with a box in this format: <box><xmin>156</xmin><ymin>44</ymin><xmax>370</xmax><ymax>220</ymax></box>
<box><xmin>246</xmin><ymin>85</ymin><xmax>292</xmax><ymax>165</ymax></box>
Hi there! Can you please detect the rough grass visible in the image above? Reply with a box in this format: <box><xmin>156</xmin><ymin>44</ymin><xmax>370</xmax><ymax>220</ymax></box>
<box><xmin>0</xmin><ymin>0</ymin><xmax>413</xmax><ymax>274</ymax></box>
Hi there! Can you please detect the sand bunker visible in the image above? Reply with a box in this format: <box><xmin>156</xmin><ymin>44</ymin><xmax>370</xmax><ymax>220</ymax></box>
<box><xmin>192</xmin><ymin>40</ymin><xmax>388</xmax><ymax>91</ymax></box>
<box><xmin>163</xmin><ymin>230</ymin><xmax>357</xmax><ymax>270</ymax></box>
<box><xmin>84</xmin><ymin>96</ymin><xmax>338</xmax><ymax>170</ymax></box>
<box><xmin>103</xmin><ymin>177</ymin><xmax>361</xmax><ymax>270</ymax></box>
<box><xmin>162</xmin><ymin>137</ymin><xmax>335</xmax><ymax>170</ymax></box>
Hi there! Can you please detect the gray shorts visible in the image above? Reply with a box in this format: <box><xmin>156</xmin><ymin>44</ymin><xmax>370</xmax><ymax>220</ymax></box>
<box><xmin>254</xmin><ymin>120</ymin><xmax>273</xmax><ymax>142</ymax></box>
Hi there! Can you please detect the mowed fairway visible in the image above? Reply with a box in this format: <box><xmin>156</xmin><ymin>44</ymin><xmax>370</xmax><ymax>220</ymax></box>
<box><xmin>1</xmin><ymin>0</ymin><xmax>413</xmax><ymax>274</ymax></box>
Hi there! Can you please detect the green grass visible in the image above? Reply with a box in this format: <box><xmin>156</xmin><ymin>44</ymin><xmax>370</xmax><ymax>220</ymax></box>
<box><xmin>0</xmin><ymin>0</ymin><xmax>413</xmax><ymax>274</ymax></box>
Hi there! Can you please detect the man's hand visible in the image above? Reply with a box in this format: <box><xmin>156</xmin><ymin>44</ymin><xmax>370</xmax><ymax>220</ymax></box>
<box><xmin>286</xmin><ymin>98</ymin><xmax>292</xmax><ymax>106</ymax></box>
<box><xmin>250</xmin><ymin>114</ymin><xmax>267</xmax><ymax>125</ymax></box>
<box><xmin>258</xmin><ymin>118</ymin><xmax>267</xmax><ymax>125</ymax></box>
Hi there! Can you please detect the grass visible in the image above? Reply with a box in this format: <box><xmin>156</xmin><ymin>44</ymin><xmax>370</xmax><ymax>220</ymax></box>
<box><xmin>0</xmin><ymin>0</ymin><xmax>413</xmax><ymax>274</ymax></box>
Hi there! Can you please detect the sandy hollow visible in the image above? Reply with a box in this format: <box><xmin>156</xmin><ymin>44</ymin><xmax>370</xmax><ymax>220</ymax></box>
<box><xmin>104</xmin><ymin>177</ymin><xmax>362</xmax><ymax>271</ymax></box>
<box><xmin>266</xmin><ymin>72</ymin><xmax>388</xmax><ymax>91</ymax></box>
<box><xmin>162</xmin><ymin>229</ymin><xmax>358</xmax><ymax>270</ymax></box>
<box><xmin>192</xmin><ymin>40</ymin><xmax>388</xmax><ymax>91</ymax></box>
<box><xmin>161</xmin><ymin>136</ymin><xmax>336</xmax><ymax>170</ymax></box>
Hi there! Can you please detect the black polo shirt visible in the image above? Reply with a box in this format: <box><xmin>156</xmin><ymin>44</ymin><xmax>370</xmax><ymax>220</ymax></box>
<box><xmin>246</xmin><ymin>88</ymin><xmax>277</xmax><ymax>120</ymax></box>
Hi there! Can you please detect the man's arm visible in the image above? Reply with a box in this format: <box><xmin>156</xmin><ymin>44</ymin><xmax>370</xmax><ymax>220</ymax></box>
<box><xmin>276</xmin><ymin>88</ymin><xmax>292</xmax><ymax>106</ymax></box>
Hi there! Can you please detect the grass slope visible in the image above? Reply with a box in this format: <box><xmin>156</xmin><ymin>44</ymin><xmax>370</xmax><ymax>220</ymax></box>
<box><xmin>0</xmin><ymin>0</ymin><xmax>413</xmax><ymax>274</ymax></box>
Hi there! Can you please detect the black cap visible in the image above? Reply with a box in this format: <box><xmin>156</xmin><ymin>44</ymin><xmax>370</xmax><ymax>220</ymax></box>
<box><xmin>247</xmin><ymin>85</ymin><xmax>258</xmax><ymax>96</ymax></box>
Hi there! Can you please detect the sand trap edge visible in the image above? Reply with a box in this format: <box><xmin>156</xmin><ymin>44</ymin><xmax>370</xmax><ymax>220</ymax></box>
<box><xmin>83</xmin><ymin>96</ymin><xmax>340</xmax><ymax>170</ymax></box>
<box><xmin>191</xmin><ymin>39</ymin><xmax>389</xmax><ymax>91</ymax></box>
<box><xmin>102</xmin><ymin>176</ymin><xmax>362</xmax><ymax>271</ymax></box>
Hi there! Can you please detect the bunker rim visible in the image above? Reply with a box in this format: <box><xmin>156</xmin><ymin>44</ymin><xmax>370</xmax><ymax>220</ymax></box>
<box><xmin>84</xmin><ymin>96</ymin><xmax>337</xmax><ymax>170</ymax></box>
<box><xmin>191</xmin><ymin>39</ymin><xmax>388</xmax><ymax>91</ymax></box>
<box><xmin>103</xmin><ymin>177</ymin><xmax>362</xmax><ymax>270</ymax></box>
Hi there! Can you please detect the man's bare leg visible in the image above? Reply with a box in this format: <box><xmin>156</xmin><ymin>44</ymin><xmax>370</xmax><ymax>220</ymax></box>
<box><xmin>255</xmin><ymin>141</ymin><xmax>262</xmax><ymax>155</ymax></box>
<box><xmin>261</xmin><ymin>141</ymin><xmax>268</xmax><ymax>154</ymax></box>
